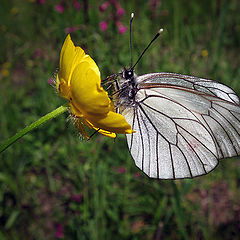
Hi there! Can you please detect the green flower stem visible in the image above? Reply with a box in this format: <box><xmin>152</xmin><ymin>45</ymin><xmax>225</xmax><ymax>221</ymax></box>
<box><xmin>0</xmin><ymin>104</ymin><xmax>69</xmax><ymax>154</ymax></box>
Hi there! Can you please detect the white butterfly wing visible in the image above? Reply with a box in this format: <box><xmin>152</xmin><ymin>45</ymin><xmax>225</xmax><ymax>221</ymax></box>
<box><xmin>137</xmin><ymin>72</ymin><xmax>240</xmax><ymax>105</ymax></box>
<box><xmin>122</xmin><ymin>73</ymin><xmax>240</xmax><ymax>179</ymax></box>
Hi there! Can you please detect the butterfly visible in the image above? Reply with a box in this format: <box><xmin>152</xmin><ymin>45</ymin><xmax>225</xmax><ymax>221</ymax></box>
<box><xmin>111</xmin><ymin>15</ymin><xmax>240</xmax><ymax>179</ymax></box>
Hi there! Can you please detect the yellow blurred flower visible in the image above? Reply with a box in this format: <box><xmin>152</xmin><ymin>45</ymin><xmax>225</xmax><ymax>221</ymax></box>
<box><xmin>10</xmin><ymin>7</ymin><xmax>19</xmax><ymax>15</ymax></box>
<box><xmin>2</xmin><ymin>62</ymin><xmax>10</xmax><ymax>69</ymax></box>
<box><xmin>201</xmin><ymin>49</ymin><xmax>208</xmax><ymax>58</ymax></box>
<box><xmin>1</xmin><ymin>62</ymin><xmax>10</xmax><ymax>77</ymax></box>
<box><xmin>56</xmin><ymin>34</ymin><xmax>134</xmax><ymax>139</ymax></box>
<box><xmin>1</xmin><ymin>69</ymin><xmax>9</xmax><ymax>77</ymax></box>
<box><xmin>0</xmin><ymin>25</ymin><xmax>7</xmax><ymax>32</ymax></box>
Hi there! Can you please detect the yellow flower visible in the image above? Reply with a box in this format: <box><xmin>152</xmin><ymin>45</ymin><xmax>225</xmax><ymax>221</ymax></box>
<box><xmin>0</xmin><ymin>25</ymin><xmax>7</xmax><ymax>32</ymax></box>
<box><xmin>56</xmin><ymin>34</ymin><xmax>134</xmax><ymax>139</ymax></box>
<box><xmin>2</xmin><ymin>62</ymin><xmax>10</xmax><ymax>69</ymax></box>
<box><xmin>1</xmin><ymin>69</ymin><xmax>9</xmax><ymax>77</ymax></box>
<box><xmin>10</xmin><ymin>7</ymin><xmax>19</xmax><ymax>15</ymax></box>
<box><xmin>201</xmin><ymin>49</ymin><xmax>208</xmax><ymax>58</ymax></box>
<box><xmin>1</xmin><ymin>62</ymin><xmax>10</xmax><ymax>77</ymax></box>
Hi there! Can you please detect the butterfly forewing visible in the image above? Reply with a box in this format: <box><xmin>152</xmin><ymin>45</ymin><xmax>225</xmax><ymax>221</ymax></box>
<box><xmin>121</xmin><ymin>73</ymin><xmax>240</xmax><ymax>179</ymax></box>
<box><xmin>137</xmin><ymin>72</ymin><xmax>240</xmax><ymax>104</ymax></box>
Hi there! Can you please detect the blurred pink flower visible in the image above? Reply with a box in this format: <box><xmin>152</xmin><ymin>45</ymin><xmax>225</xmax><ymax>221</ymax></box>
<box><xmin>113</xmin><ymin>0</ymin><xmax>125</xmax><ymax>17</ymax></box>
<box><xmin>73</xmin><ymin>0</ymin><xmax>81</xmax><ymax>11</ymax></box>
<box><xmin>70</xmin><ymin>194</ymin><xmax>83</xmax><ymax>203</ymax></box>
<box><xmin>55</xmin><ymin>223</ymin><xmax>64</xmax><ymax>238</ymax></box>
<box><xmin>99</xmin><ymin>21</ymin><xmax>108</xmax><ymax>31</ymax></box>
<box><xmin>116</xmin><ymin>21</ymin><xmax>127</xmax><ymax>34</ymax></box>
<box><xmin>116</xmin><ymin>7</ymin><xmax>125</xmax><ymax>17</ymax></box>
<box><xmin>48</xmin><ymin>77</ymin><xmax>54</xmax><ymax>85</ymax></box>
<box><xmin>133</xmin><ymin>172</ymin><xmax>141</xmax><ymax>178</ymax></box>
<box><xmin>33</xmin><ymin>48</ymin><xmax>45</xmax><ymax>58</ymax></box>
<box><xmin>36</xmin><ymin>0</ymin><xmax>46</xmax><ymax>4</ymax></box>
<box><xmin>99</xmin><ymin>1</ymin><xmax>110</xmax><ymax>12</ymax></box>
<box><xmin>55</xmin><ymin>2</ymin><xmax>64</xmax><ymax>14</ymax></box>
<box><xmin>99</xmin><ymin>0</ymin><xmax>126</xmax><ymax>34</ymax></box>
<box><xmin>149</xmin><ymin>0</ymin><xmax>160</xmax><ymax>11</ymax></box>
<box><xmin>65</xmin><ymin>26</ymin><xmax>78</xmax><ymax>34</ymax></box>
<box><xmin>115</xmin><ymin>167</ymin><xmax>126</xmax><ymax>174</ymax></box>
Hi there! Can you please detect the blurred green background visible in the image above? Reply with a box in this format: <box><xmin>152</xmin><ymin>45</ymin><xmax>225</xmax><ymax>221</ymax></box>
<box><xmin>0</xmin><ymin>0</ymin><xmax>240</xmax><ymax>239</ymax></box>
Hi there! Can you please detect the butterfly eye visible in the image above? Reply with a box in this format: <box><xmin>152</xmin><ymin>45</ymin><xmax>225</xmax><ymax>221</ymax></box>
<box><xmin>125</xmin><ymin>69</ymin><xmax>134</xmax><ymax>79</ymax></box>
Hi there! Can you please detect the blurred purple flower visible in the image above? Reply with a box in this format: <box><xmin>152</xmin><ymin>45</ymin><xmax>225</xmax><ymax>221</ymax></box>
<box><xmin>99</xmin><ymin>1</ymin><xmax>110</xmax><ymax>12</ymax></box>
<box><xmin>65</xmin><ymin>26</ymin><xmax>78</xmax><ymax>34</ymax></box>
<box><xmin>113</xmin><ymin>0</ymin><xmax>125</xmax><ymax>17</ymax></box>
<box><xmin>55</xmin><ymin>2</ymin><xmax>64</xmax><ymax>14</ymax></box>
<box><xmin>99</xmin><ymin>21</ymin><xmax>108</xmax><ymax>31</ymax></box>
<box><xmin>99</xmin><ymin>0</ymin><xmax>126</xmax><ymax>34</ymax></box>
<box><xmin>133</xmin><ymin>172</ymin><xmax>141</xmax><ymax>178</ymax></box>
<box><xmin>33</xmin><ymin>48</ymin><xmax>45</xmax><ymax>58</ymax></box>
<box><xmin>48</xmin><ymin>77</ymin><xmax>54</xmax><ymax>85</ymax></box>
<box><xmin>149</xmin><ymin>0</ymin><xmax>160</xmax><ymax>11</ymax></box>
<box><xmin>115</xmin><ymin>167</ymin><xmax>126</xmax><ymax>174</ymax></box>
<box><xmin>73</xmin><ymin>0</ymin><xmax>81</xmax><ymax>11</ymax></box>
<box><xmin>36</xmin><ymin>0</ymin><xmax>46</xmax><ymax>4</ymax></box>
<box><xmin>55</xmin><ymin>223</ymin><xmax>64</xmax><ymax>239</ymax></box>
<box><xmin>116</xmin><ymin>7</ymin><xmax>125</xmax><ymax>17</ymax></box>
<box><xmin>116</xmin><ymin>21</ymin><xmax>127</xmax><ymax>34</ymax></box>
<box><xmin>70</xmin><ymin>194</ymin><xmax>83</xmax><ymax>203</ymax></box>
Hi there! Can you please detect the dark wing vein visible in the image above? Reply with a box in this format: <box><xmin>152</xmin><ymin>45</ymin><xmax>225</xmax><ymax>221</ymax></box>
<box><xmin>129</xmin><ymin>107</ymin><xmax>136</xmax><ymax>152</ymax></box>
<box><xmin>169</xmin><ymin>142</ymin><xmax>175</xmax><ymax>179</ymax></box>
<box><xmin>156</xmin><ymin>133</ymin><xmax>159</xmax><ymax>178</ymax></box>
<box><xmin>138</xmin><ymin>107</ymin><xmax>152</xmax><ymax>175</ymax></box>
<box><xmin>175</xmin><ymin>137</ymin><xmax>194</xmax><ymax>177</ymax></box>
<box><xmin>177</xmin><ymin>125</ymin><xmax>208</xmax><ymax>174</ymax></box>
<box><xmin>135</xmin><ymin>107</ymin><xmax>145</xmax><ymax>172</ymax></box>
<box><xmin>212</xmin><ymin>103</ymin><xmax>240</xmax><ymax>138</ymax></box>
<box><xmin>201</xmin><ymin>115</ymin><xmax>223</xmax><ymax>158</ymax></box>
<box><xmin>208</xmin><ymin>109</ymin><xmax>238</xmax><ymax>155</ymax></box>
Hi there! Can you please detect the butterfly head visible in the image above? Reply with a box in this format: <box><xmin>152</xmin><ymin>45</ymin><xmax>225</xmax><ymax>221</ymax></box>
<box><xmin>120</xmin><ymin>67</ymin><xmax>138</xmax><ymax>87</ymax></box>
<box><xmin>122</xmin><ymin>68</ymin><xmax>134</xmax><ymax>80</ymax></box>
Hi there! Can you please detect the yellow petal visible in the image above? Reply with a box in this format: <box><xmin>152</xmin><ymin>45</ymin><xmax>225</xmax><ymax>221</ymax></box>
<box><xmin>57</xmin><ymin>35</ymin><xmax>85</xmax><ymax>98</ymax></box>
<box><xmin>59</xmin><ymin>35</ymin><xmax>84</xmax><ymax>82</ymax></box>
<box><xmin>56</xmin><ymin>75</ymin><xmax>71</xmax><ymax>99</ymax></box>
<box><xmin>96</xmin><ymin>129</ymin><xmax>116</xmax><ymax>138</ymax></box>
<box><xmin>70</xmin><ymin>62</ymin><xmax>110</xmax><ymax>116</ymax></box>
<box><xmin>69</xmin><ymin>103</ymin><xmax>84</xmax><ymax>117</ymax></box>
<box><xmin>85</xmin><ymin>119</ymin><xmax>116</xmax><ymax>138</ymax></box>
<box><xmin>86</xmin><ymin>111</ymin><xmax>135</xmax><ymax>134</ymax></box>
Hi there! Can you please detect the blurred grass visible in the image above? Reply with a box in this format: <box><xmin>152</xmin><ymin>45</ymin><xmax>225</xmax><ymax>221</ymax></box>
<box><xmin>0</xmin><ymin>0</ymin><xmax>240</xmax><ymax>239</ymax></box>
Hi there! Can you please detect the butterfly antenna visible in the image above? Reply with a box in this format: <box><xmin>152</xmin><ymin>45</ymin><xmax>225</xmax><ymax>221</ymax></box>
<box><xmin>130</xmin><ymin>13</ymin><xmax>134</xmax><ymax>68</ymax></box>
<box><xmin>132</xmin><ymin>28</ymin><xmax>163</xmax><ymax>69</ymax></box>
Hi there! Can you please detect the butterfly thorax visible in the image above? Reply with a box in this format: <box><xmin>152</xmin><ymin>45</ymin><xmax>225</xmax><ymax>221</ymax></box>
<box><xmin>117</xmin><ymin>68</ymin><xmax>139</xmax><ymax>110</ymax></box>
